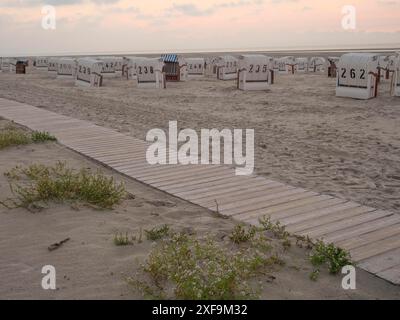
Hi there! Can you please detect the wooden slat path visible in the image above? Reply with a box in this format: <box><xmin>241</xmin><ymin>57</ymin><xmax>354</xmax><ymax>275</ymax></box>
<box><xmin>0</xmin><ymin>97</ymin><xmax>399</xmax><ymax>285</ymax></box>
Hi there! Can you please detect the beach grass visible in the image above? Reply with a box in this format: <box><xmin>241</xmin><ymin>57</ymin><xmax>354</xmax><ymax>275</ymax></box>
<box><xmin>0</xmin><ymin>129</ymin><xmax>31</xmax><ymax>149</ymax></box>
<box><xmin>229</xmin><ymin>224</ymin><xmax>257</xmax><ymax>244</ymax></box>
<box><xmin>1</xmin><ymin>161</ymin><xmax>126</xmax><ymax>211</ymax></box>
<box><xmin>114</xmin><ymin>232</ymin><xmax>134</xmax><ymax>246</ymax></box>
<box><xmin>0</xmin><ymin>127</ymin><xmax>57</xmax><ymax>150</ymax></box>
<box><xmin>30</xmin><ymin>131</ymin><xmax>57</xmax><ymax>143</ymax></box>
<box><xmin>130</xmin><ymin>225</ymin><xmax>288</xmax><ymax>300</ymax></box>
<box><xmin>145</xmin><ymin>224</ymin><xmax>170</xmax><ymax>241</ymax></box>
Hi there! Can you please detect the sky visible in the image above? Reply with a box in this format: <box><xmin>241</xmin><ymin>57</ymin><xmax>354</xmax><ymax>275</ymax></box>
<box><xmin>0</xmin><ymin>0</ymin><xmax>399</xmax><ymax>56</ymax></box>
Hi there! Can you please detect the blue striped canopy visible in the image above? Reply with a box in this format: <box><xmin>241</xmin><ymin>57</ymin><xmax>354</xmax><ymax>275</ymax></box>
<box><xmin>161</xmin><ymin>54</ymin><xmax>178</xmax><ymax>63</ymax></box>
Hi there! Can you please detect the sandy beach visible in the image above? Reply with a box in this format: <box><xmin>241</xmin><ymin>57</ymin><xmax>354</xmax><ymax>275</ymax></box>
<box><xmin>2</xmin><ymin>0</ymin><xmax>400</xmax><ymax>304</ymax></box>
<box><xmin>0</xmin><ymin>119</ymin><xmax>399</xmax><ymax>299</ymax></box>
<box><xmin>0</xmin><ymin>67</ymin><xmax>399</xmax><ymax>216</ymax></box>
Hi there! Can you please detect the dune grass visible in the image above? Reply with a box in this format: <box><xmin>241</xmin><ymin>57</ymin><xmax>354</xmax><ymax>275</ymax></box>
<box><xmin>1</xmin><ymin>161</ymin><xmax>126</xmax><ymax>211</ymax></box>
<box><xmin>130</xmin><ymin>226</ymin><xmax>285</xmax><ymax>300</ymax></box>
<box><xmin>130</xmin><ymin>216</ymin><xmax>353</xmax><ymax>299</ymax></box>
<box><xmin>30</xmin><ymin>131</ymin><xmax>57</xmax><ymax>143</ymax></box>
<box><xmin>114</xmin><ymin>232</ymin><xmax>134</xmax><ymax>246</ymax></box>
<box><xmin>258</xmin><ymin>216</ymin><xmax>352</xmax><ymax>278</ymax></box>
<box><xmin>0</xmin><ymin>129</ymin><xmax>31</xmax><ymax>149</ymax></box>
<box><xmin>229</xmin><ymin>224</ymin><xmax>257</xmax><ymax>244</ymax></box>
<box><xmin>0</xmin><ymin>127</ymin><xmax>56</xmax><ymax>150</ymax></box>
<box><xmin>145</xmin><ymin>224</ymin><xmax>170</xmax><ymax>241</ymax></box>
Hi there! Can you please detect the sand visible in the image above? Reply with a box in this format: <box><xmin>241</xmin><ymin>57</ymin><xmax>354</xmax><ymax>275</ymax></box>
<box><xmin>0</xmin><ymin>67</ymin><xmax>399</xmax><ymax>216</ymax></box>
<box><xmin>0</xmin><ymin>119</ymin><xmax>399</xmax><ymax>299</ymax></box>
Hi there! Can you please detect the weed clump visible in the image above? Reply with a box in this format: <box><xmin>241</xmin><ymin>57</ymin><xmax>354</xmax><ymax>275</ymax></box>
<box><xmin>229</xmin><ymin>224</ymin><xmax>257</xmax><ymax>244</ymax></box>
<box><xmin>145</xmin><ymin>225</ymin><xmax>170</xmax><ymax>241</ymax></box>
<box><xmin>0</xmin><ymin>128</ymin><xmax>56</xmax><ymax>150</ymax></box>
<box><xmin>31</xmin><ymin>131</ymin><xmax>57</xmax><ymax>143</ymax></box>
<box><xmin>1</xmin><ymin>161</ymin><xmax>126</xmax><ymax>211</ymax></box>
<box><xmin>257</xmin><ymin>215</ymin><xmax>352</xmax><ymax>280</ymax></box>
<box><xmin>310</xmin><ymin>240</ymin><xmax>352</xmax><ymax>275</ymax></box>
<box><xmin>0</xmin><ymin>129</ymin><xmax>31</xmax><ymax>149</ymax></box>
<box><xmin>140</xmin><ymin>233</ymin><xmax>277</xmax><ymax>300</ymax></box>
<box><xmin>258</xmin><ymin>216</ymin><xmax>290</xmax><ymax>240</ymax></box>
<box><xmin>114</xmin><ymin>232</ymin><xmax>134</xmax><ymax>246</ymax></box>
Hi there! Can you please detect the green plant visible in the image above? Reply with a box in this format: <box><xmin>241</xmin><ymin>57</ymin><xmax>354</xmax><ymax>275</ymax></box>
<box><xmin>114</xmin><ymin>232</ymin><xmax>134</xmax><ymax>246</ymax></box>
<box><xmin>258</xmin><ymin>216</ymin><xmax>290</xmax><ymax>239</ymax></box>
<box><xmin>309</xmin><ymin>240</ymin><xmax>352</xmax><ymax>274</ymax></box>
<box><xmin>31</xmin><ymin>131</ymin><xmax>57</xmax><ymax>143</ymax></box>
<box><xmin>0</xmin><ymin>128</ymin><xmax>56</xmax><ymax>150</ymax></box>
<box><xmin>127</xmin><ymin>278</ymin><xmax>165</xmax><ymax>300</ymax></box>
<box><xmin>309</xmin><ymin>269</ymin><xmax>320</xmax><ymax>281</ymax></box>
<box><xmin>145</xmin><ymin>225</ymin><xmax>170</xmax><ymax>241</ymax></box>
<box><xmin>229</xmin><ymin>224</ymin><xmax>257</xmax><ymax>244</ymax></box>
<box><xmin>139</xmin><ymin>233</ymin><xmax>277</xmax><ymax>300</ymax></box>
<box><xmin>294</xmin><ymin>234</ymin><xmax>314</xmax><ymax>249</ymax></box>
<box><xmin>1</xmin><ymin>161</ymin><xmax>126</xmax><ymax>211</ymax></box>
<box><xmin>282</xmin><ymin>238</ymin><xmax>291</xmax><ymax>250</ymax></box>
<box><xmin>0</xmin><ymin>129</ymin><xmax>31</xmax><ymax>149</ymax></box>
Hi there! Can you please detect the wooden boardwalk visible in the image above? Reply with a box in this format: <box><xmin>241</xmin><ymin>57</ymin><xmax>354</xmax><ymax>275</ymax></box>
<box><xmin>0</xmin><ymin>97</ymin><xmax>399</xmax><ymax>285</ymax></box>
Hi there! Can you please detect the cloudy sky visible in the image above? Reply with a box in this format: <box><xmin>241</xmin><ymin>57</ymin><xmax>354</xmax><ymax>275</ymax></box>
<box><xmin>0</xmin><ymin>0</ymin><xmax>399</xmax><ymax>56</ymax></box>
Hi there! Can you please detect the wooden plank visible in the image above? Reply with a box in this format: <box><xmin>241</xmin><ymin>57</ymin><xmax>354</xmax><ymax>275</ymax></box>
<box><xmin>358</xmin><ymin>248</ymin><xmax>400</xmax><ymax>274</ymax></box>
<box><xmin>136</xmin><ymin>165</ymin><xmax>223</xmax><ymax>181</ymax></box>
<box><xmin>57</xmin><ymin>132</ymin><xmax>115</xmax><ymax>142</ymax></box>
<box><xmin>94</xmin><ymin>150</ymin><xmax>148</xmax><ymax>161</ymax></box>
<box><xmin>208</xmin><ymin>186</ymin><xmax>296</xmax><ymax>211</ymax></box>
<box><xmin>300</xmin><ymin>210</ymin><xmax>394</xmax><ymax>239</ymax></box>
<box><xmin>198</xmin><ymin>185</ymin><xmax>295</xmax><ymax>208</ymax></box>
<box><xmin>163</xmin><ymin>176</ymin><xmax>251</xmax><ymax>194</ymax></box>
<box><xmin>376</xmin><ymin>265</ymin><xmax>400</xmax><ymax>285</ymax></box>
<box><xmin>62</xmin><ymin>131</ymin><xmax>139</xmax><ymax>141</ymax></box>
<box><xmin>235</xmin><ymin>195</ymin><xmax>337</xmax><ymax>223</ymax></box>
<box><xmin>269</xmin><ymin>198</ymin><xmax>346</xmax><ymax>222</ymax></box>
<box><xmin>174</xmin><ymin>177</ymin><xmax>270</xmax><ymax>198</ymax></box>
<box><xmin>336</xmin><ymin>223</ymin><xmax>400</xmax><ymax>250</ymax></box>
<box><xmin>71</xmin><ymin>140</ymin><xmax>140</xmax><ymax>151</ymax></box>
<box><xmin>350</xmin><ymin>234</ymin><xmax>400</xmax><ymax>262</ymax></box>
<box><xmin>111</xmin><ymin>159</ymin><xmax>172</xmax><ymax>172</ymax></box>
<box><xmin>152</xmin><ymin>170</ymin><xmax>234</xmax><ymax>189</ymax></box>
<box><xmin>115</xmin><ymin>163</ymin><xmax>190</xmax><ymax>176</ymax></box>
<box><xmin>141</xmin><ymin>168</ymin><xmax>226</xmax><ymax>185</ymax></box>
<box><xmin>224</xmin><ymin>191</ymin><xmax>318</xmax><ymax>216</ymax></box>
<box><xmin>158</xmin><ymin>174</ymin><xmax>237</xmax><ymax>193</ymax></box>
<box><xmin>322</xmin><ymin>214</ymin><xmax>400</xmax><ymax>244</ymax></box>
<box><xmin>282</xmin><ymin>202</ymin><xmax>360</xmax><ymax>226</ymax></box>
<box><xmin>286</xmin><ymin>205</ymin><xmax>375</xmax><ymax>234</ymax></box>
<box><xmin>94</xmin><ymin>154</ymin><xmax>147</xmax><ymax>165</ymax></box>
<box><xmin>186</xmin><ymin>181</ymin><xmax>283</xmax><ymax>202</ymax></box>
<box><xmin>61</xmin><ymin>133</ymin><xmax>127</xmax><ymax>143</ymax></box>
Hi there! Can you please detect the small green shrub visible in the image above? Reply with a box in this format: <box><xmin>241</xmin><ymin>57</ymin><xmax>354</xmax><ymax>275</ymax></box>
<box><xmin>141</xmin><ymin>233</ymin><xmax>277</xmax><ymax>300</ymax></box>
<box><xmin>309</xmin><ymin>269</ymin><xmax>320</xmax><ymax>281</ymax></box>
<box><xmin>0</xmin><ymin>128</ymin><xmax>56</xmax><ymax>150</ymax></box>
<box><xmin>229</xmin><ymin>224</ymin><xmax>257</xmax><ymax>244</ymax></box>
<box><xmin>258</xmin><ymin>216</ymin><xmax>290</xmax><ymax>239</ymax></box>
<box><xmin>1</xmin><ymin>161</ymin><xmax>126</xmax><ymax>210</ymax></box>
<box><xmin>294</xmin><ymin>234</ymin><xmax>314</xmax><ymax>249</ymax></box>
<box><xmin>31</xmin><ymin>131</ymin><xmax>57</xmax><ymax>143</ymax></box>
<box><xmin>310</xmin><ymin>240</ymin><xmax>352</xmax><ymax>274</ymax></box>
<box><xmin>114</xmin><ymin>232</ymin><xmax>134</xmax><ymax>246</ymax></box>
<box><xmin>0</xmin><ymin>129</ymin><xmax>31</xmax><ymax>149</ymax></box>
<box><xmin>281</xmin><ymin>238</ymin><xmax>292</xmax><ymax>250</ymax></box>
<box><xmin>145</xmin><ymin>225</ymin><xmax>170</xmax><ymax>241</ymax></box>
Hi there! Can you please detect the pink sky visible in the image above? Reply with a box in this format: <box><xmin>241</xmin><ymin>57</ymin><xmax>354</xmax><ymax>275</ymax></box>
<box><xmin>0</xmin><ymin>0</ymin><xmax>399</xmax><ymax>56</ymax></box>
